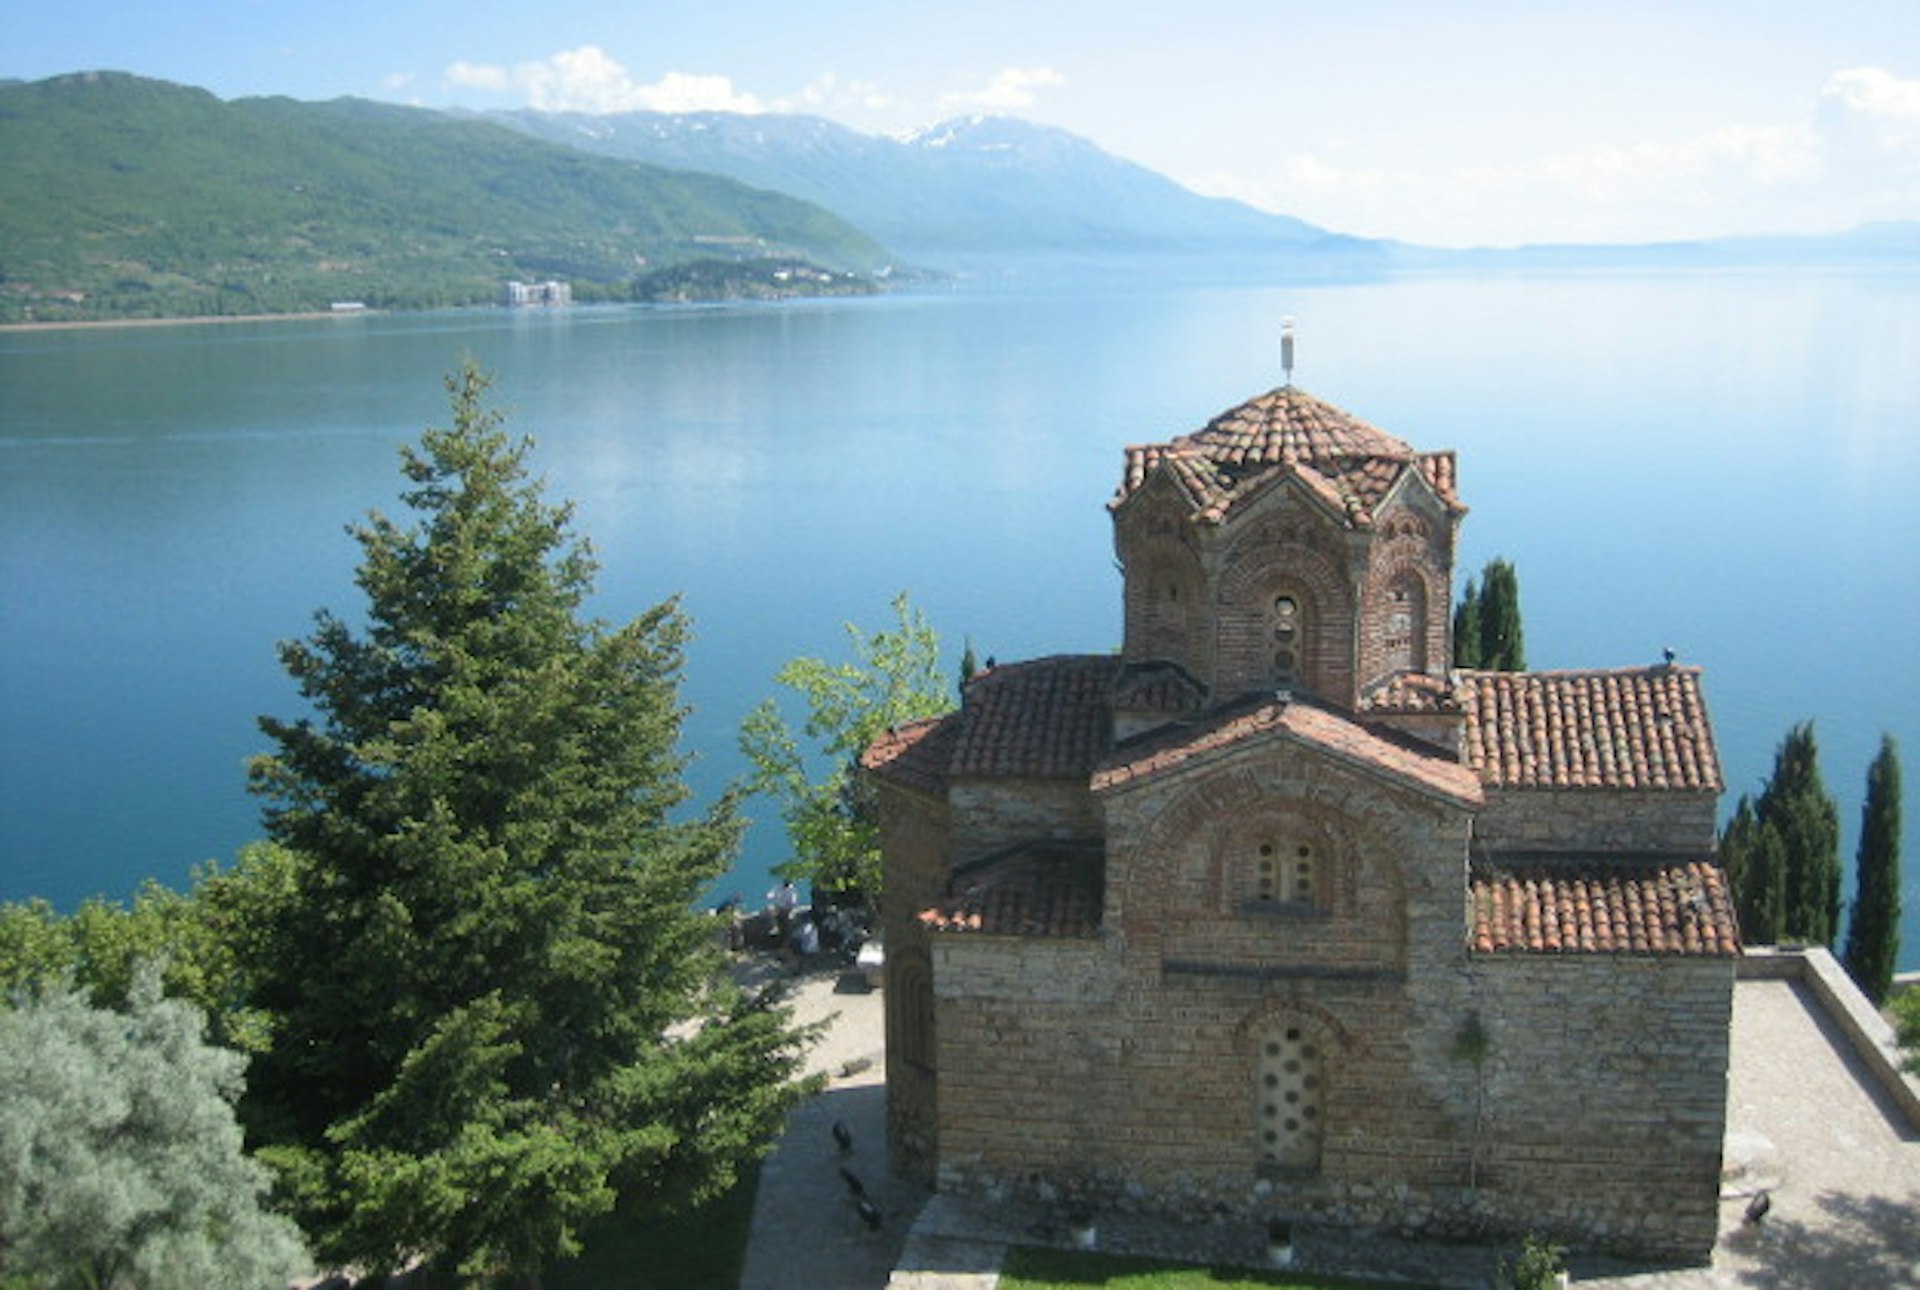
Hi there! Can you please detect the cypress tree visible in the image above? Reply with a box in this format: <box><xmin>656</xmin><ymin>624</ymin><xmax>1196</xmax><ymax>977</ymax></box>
<box><xmin>1757</xmin><ymin>721</ymin><xmax>1842</xmax><ymax>946</ymax></box>
<box><xmin>1842</xmin><ymin>735</ymin><xmax>1902</xmax><ymax>1003</ymax></box>
<box><xmin>1452</xmin><ymin>577</ymin><xmax>1483</xmax><ymax>668</ymax></box>
<box><xmin>1478</xmin><ymin>557</ymin><xmax>1526</xmax><ymax>672</ymax></box>
<box><xmin>1721</xmin><ymin>794</ymin><xmax>1785</xmax><ymax>945</ymax></box>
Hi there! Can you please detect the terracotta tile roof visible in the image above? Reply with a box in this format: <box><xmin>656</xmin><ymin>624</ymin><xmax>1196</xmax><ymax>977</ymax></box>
<box><xmin>861</xmin><ymin>714</ymin><xmax>960</xmax><ymax>796</ymax></box>
<box><xmin>1093</xmin><ymin>692</ymin><xmax>1483</xmax><ymax>807</ymax></box>
<box><xmin>1112</xmin><ymin>660</ymin><xmax>1207</xmax><ymax>716</ymax></box>
<box><xmin>1459</xmin><ymin>666</ymin><xmax>1722</xmax><ymax>792</ymax></box>
<box><xmin>1186</xmin><ymin>384</ymin><xmax>1416</xmax><ymax>462</ymax></box>
<box><xmin>1113</xmin><ymin>386</ymin><xmax>1464</xmax><ymax>525</ymax></box>
<box><xmin>947</xmin><ymin>655</ymin><xmax>1118</xmax><ymax>779</ymax></box>
<box><xmin>1470</xmin><ymin>857</ymin><xmax>1740</xmax><ymax>957</ymax></box>
<box><xmin>918</xmin><ymin>841</ymin><xmax>1104</xmax><ymax>937</ymax></box>
<box><xmin>1361</xmin><ymin>671</ymin><xmax>1462</xmax><ymax>714</ymax></box>
<box><xmin>863</xmin><ymin>655</ymin><xmax>1119</xmax><ymax>793</ymax></box>
<box><xmin>1418</xmin><ymin>451</ymin><xmax>1458</xmax><ymax>499</ymax></box>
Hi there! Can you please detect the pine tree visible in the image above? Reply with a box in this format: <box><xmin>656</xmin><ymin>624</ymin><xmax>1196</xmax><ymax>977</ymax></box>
<box><xmin>1452</xmin><ymin>577</ymin><xmax>1482</xmax><ymax>668</ymax></box>
<box><xmin>244</xmin><ymin>365</ymin><xmax>815</xmax><ymax>1279</ymax></box>
<box><xmin>1477</xmin><ymin>557</ymin><xmax>1526</xmax><ymax>672</ymax></box>
<box><xmin>1757</xmin><ymin>721</ymin><xmax>1842</xmax><ymax>946</ymax></box>
<box><xmin>1842</xmin><ymin>735</ymin><xmax>1902</xmax><ymax>1003</ymax></box>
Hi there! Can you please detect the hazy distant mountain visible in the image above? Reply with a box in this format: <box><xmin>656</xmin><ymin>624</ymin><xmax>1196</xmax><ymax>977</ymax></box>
<box><xmin>1398</xmin><ymin>220</ymin><xmax>1920</xmax><ymax>270</ymax></box>
<box><xmin>0</xmin><ymin>72</ymin><xmax>889</xmax><ymax>323</ymax></box>
<box><xmin>489</xmin><ymin>108</ymin><xmax>1368</xmax><ymax>265</ymax></box>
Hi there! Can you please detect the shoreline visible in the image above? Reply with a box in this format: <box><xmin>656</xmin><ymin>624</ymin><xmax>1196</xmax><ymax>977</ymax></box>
<box><xmin>0</xmin><ymin>309</ymin><xmax>382</xmax><ymax>335</ymax></box>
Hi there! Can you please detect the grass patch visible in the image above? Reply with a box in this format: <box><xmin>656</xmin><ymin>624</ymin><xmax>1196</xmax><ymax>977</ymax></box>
<box><xmin>1000</xmin><ymin>1244</ymin><xmax>1438</xmax><ymax>1289</ymax></box>
<box><xmin>545</xmin><ymin>1163</ymin><xmax>761</xmax><ymax>1289</ymax></box>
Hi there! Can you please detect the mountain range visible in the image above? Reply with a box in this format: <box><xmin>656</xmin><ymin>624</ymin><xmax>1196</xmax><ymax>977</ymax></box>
<box><xmin>2</xmin><ymin>71</ymin><xmax>1913</xmax><ymax>325</ymax></box>
<box><xmin>484</xmin><ymin>108</ymin><xmax>1363</xmax><ymax>265</ymax></box>
<box><xmin>0</xmin><ymin>72</ymin><xmax>887</xmax><ymax>323</ymax></box>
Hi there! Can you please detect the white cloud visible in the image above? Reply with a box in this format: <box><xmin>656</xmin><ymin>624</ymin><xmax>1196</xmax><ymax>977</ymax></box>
<box><xmin>445</xmin><ymin>60</ymin><xmax>510</xmax><ymax>93</ymax></box>
<box><xmin>943</xmin><ymin>66</ymin><xmax>1066</xmax><ymax>113</ymax></box>
<box><xmin>1817</xmin><ymin>66</ymin><xmax>1920</xmax><ymax>173</ymax></box>
<box><xmin>443</xmin><ymin>46</ymin><xmax>764</xmax><ymax>115</ymax></box>
<box><xmin>1194</xmin><ymin>66</ymin><xmax>1920</xmax><ymax>246</ymax></box>
<box><xmin>779</xmin><ymin>72</ymin><xmax>892</xmax><ymax>117</ymax></box>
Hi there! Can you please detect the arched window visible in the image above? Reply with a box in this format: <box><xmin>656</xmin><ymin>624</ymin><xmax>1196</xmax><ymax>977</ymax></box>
<box><xmin>1256</xmin><ymin>1022</ymin><xmax>1324</xmax><ymax>1170</ymax></box>
<box><xmin>890</xmin><ymin>949</ymin><xmax>936</xmax><ymax>1075</ymax></box>
<box><xmin>1270</xmin><ymin>594</ymin><xmax>1302</xmax><ymax>684</ymax></box>
<box><xmin>1254</xmin><ymin>838</ymin><xmax>1318</xmax><ymax>907</ymax></box>
<box><xmin>1382</xmin><ymin>573</ymin><xmax>1427</xmax><ymax>674</ymax></box>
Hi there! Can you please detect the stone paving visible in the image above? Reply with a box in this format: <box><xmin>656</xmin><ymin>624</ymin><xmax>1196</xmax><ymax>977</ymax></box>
<box><xmin>742</xmin><ymin>969</ymin><xmax>1920</xmax><ymax>1289</ymax></box>
<box><xmin>737</xmin><ymin>962</ymin><xmax>927</xmax><ymax>1290</ymax></box>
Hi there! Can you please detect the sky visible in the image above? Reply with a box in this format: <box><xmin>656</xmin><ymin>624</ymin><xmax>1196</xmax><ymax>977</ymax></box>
<box><xmin>5</xmin><ymin>0</ymin><xmax>1918</xmax><ymax>247</ymax></box>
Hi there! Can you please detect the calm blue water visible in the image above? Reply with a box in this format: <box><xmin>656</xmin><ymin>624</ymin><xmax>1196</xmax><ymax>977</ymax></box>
<box><xmin>3</xmin><ymin>270</ymin><xmax>1917</xmax><ymax>967</ymax></box>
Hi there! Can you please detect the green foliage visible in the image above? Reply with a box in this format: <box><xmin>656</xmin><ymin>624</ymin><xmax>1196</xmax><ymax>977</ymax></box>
<box><xmin>1497</xmin><ymin>1234</ymin><xmax>1566</xmax><ymax>1290</ymax></box>
<box><xmin>1452</xmin><ymin>559</ymin><xmax>1523</xmax><ymax>671</ymax></box>
<box><xmin>1724</xmin><ymin>723</ymin><xmax>1844</xmax><ymax>948</ymax></box>
<box><xmin>0</xmin><ymin>965</ymin><xmax>308</xmax><ymax>1289</ymax></box>
<box><xmin>740</xmin><ymin>592</ymin><xmax>954</xmax><ymax>902</ymax></box>
<box><xmin>1449</xmin><ymin>1012</ymin><xmax>1492</xmax><ymax>1067</ymax></box>
<box><xmin>0</xmin><ymin>72</ymin><xmax>889</xmax><ymax>324</ymax></box>
<box><xmin>1842</xmin><ymin>735</ymin><xmax>1902</xmax><ymax>1003</ymax></box>
<box><xmin>1758</xmin><ymin>722</ymin><xmax>1843</xmax><ymax>946</ymax></box>
<box><xmin>1475</xmin><ymin>557</ymin><xmax>1526</xmax><ymax>672</ymax></box>
<box><xmin>630</xmin><ymin>257</ymin><xmax>880</xmax><ymax>303</ymax></box>
<box><xmin>1721</xmin><ymin>794</ymin><xmax>1786</xmax><ymax>945</ymax></box>
<box><xmin>1893</xmin><ymin>987</ymin><xmax>1920</xmax><ymax>1074</ymax></box>
<box><xmin>0</xmin><ymin>845</ymin><xmax>298</xmax><ymax>1053</ymax></box>
<box><xmin>242</xmin><ymin>364</ymin><xmax>816</xmax><ymax>1278</ymax></box>
<box><xmin>1452</xmin><ymin>577</ymin><xmax>1482</xmax><ymax>669</ymax></box>
<box><xmin>546</xmin><ymin>1161</ymin><xmax>762</xmax><ymax>1288</ymax></box>
<box><xmin>1000</xmin><ymin>1244</ymin><xmax>1425</xmax><ymax>1288</ymax></box>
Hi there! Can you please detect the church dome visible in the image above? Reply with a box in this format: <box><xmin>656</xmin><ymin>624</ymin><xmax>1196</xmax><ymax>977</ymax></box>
<box><xmin>1184</xmin><ymin>385</ymin><xmax>1415</xmax><ymax>467</ymax></box>
<box><xmin>1114</xmin><ymin>385</ymin><xmax>1460</xmax><ymax>524</ymax></box>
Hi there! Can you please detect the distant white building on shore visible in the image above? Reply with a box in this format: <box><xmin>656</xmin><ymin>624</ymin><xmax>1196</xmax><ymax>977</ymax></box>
<box><xmin>503</xmin><ymin>280</ymin><xmax>573</xmax><ymax>307</ymax></box>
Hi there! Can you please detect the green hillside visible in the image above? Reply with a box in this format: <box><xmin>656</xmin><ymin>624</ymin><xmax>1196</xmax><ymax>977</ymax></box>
<box><xmin>0</xmin><ymin>72</ymin><xmax>892</xmax><ymax>323</ymax></box>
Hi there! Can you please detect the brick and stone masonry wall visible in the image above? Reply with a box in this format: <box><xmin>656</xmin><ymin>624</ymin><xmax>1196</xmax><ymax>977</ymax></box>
<box><xmin>946</xmin><ymin>780</ymin><xmax>1101</xmax><ymax>865</ymax></box>
<box><xmin>928</xmin><ymin>741</ymin><xmax>1731</xmax><ymax>1261</ymax></box>
<box><xmin>875</xmin><ymin>783</ymin><xmax>952</xmax><ymax>1182</ymax></box>
<box><xmin>1462</xmin><ymin>953</ymin><xmax>1734</xmax><ymax>1260</ymax></box>
<box><xmin>1474</xmin><ymin>788</ymin><xmax>1719</xmax><ymax>856</ymax></box>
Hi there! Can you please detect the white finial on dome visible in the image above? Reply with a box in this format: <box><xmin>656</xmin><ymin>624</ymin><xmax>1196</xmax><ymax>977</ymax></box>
<box><xmin>1281</xmin><ymin>317</ymin><xmax>1296</xmax><ymax>388</ymax></box>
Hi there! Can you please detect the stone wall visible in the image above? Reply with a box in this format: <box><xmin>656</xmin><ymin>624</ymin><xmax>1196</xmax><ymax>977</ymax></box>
<box><xmin>1463</xmin><ymin>953</ymin><xmax>1734</xmax><ymax>1260</ymax></box>
<box><xmin>926</xmin><ymin>739</ymin><xmax>1730</xmax><ymax>1262</ymax></box>
<box><xmin>875</xmin><ymin>782</ymin><xmax>952</xmax><ymax>1181</ymax></box>
<box><xmin>947</xmin><ymin>779</ymin><xmax>1102</xmax><ymax>865</ymax></box>
<box><xmin>1473</xmin><ymin>787</ymin><xmax>1719</xmax><ymax>855</ymax></box>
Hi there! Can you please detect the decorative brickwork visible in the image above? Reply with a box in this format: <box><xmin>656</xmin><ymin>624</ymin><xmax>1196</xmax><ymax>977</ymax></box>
<box><xmin>864</xmin><ymin>377</ymin><xmax>1737</xmax><ymax>1263</ymax></box>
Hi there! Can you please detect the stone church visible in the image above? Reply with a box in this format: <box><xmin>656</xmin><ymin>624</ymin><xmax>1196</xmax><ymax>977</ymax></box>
<box><xmin>861</xmin><ymin>371</ymin><xmax>1742</xmax><ymax>1261</ymax></box>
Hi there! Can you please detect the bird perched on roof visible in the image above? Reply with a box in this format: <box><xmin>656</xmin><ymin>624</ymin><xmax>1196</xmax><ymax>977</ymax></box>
<box><xmin>856</xmin><ymin>1198</ymin><xmax>883</xmax><ymax>1231</ymax></box>
<box><xmin>1662</xmin><ymin>646</ymin><xmax>1677</xmax><ymax>667</ymax></box>
<box><xmin>1744</xmin><ymin>1189</ymin><xmax>1771</xmax><ymax>1226</ymax></box>
<box><xmin>832</xmin><ymin>1119</ymin><xmax>854</xmax><ymax>1154</ymax></box>
<box><xmin>838</xmin><ymin>1166</ymin><xmax>865</xmax><ymax>1198</ymax></box>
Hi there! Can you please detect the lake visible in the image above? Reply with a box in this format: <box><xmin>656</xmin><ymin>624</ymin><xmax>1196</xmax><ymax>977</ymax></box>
<box><xmin>3</xmin><ymin>268</ymin><xmax>1917</xmax><ymax>968</ymax></box>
